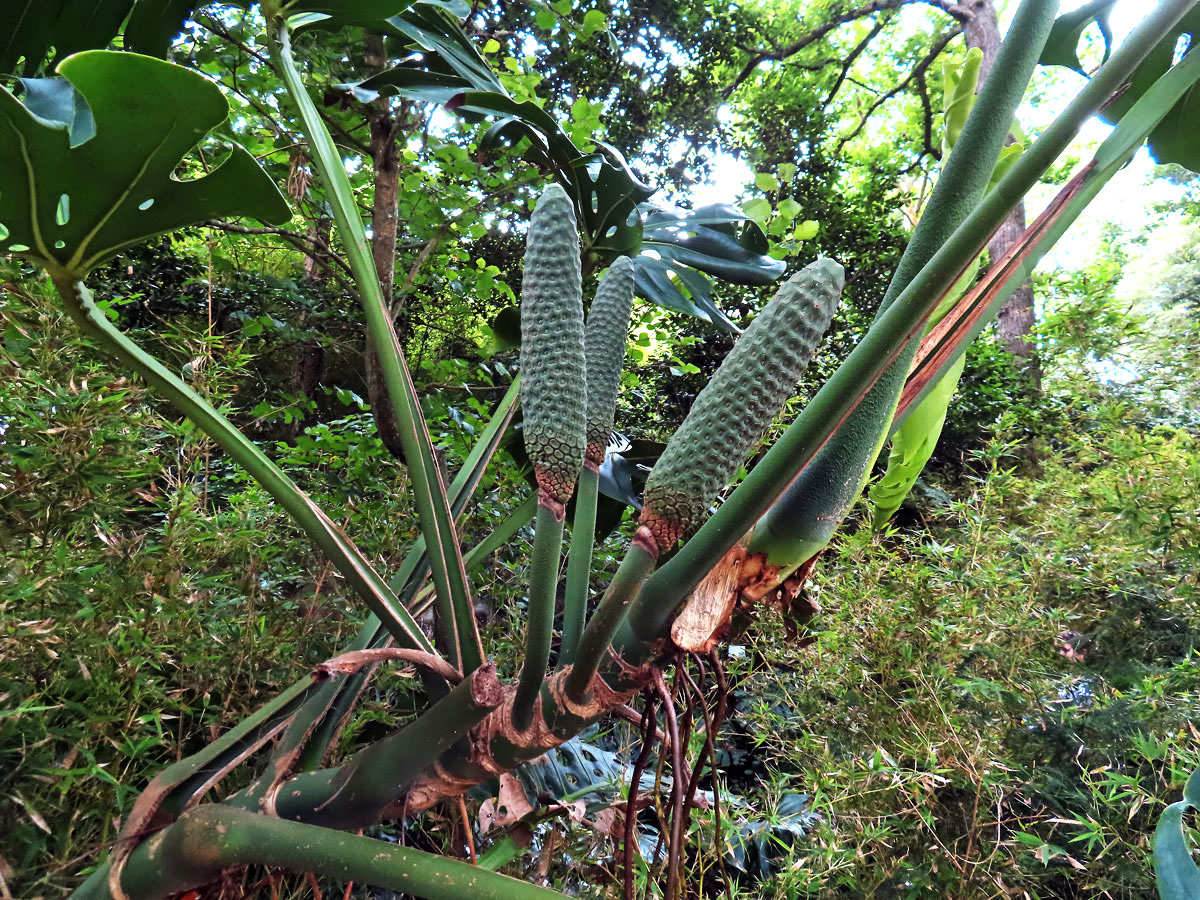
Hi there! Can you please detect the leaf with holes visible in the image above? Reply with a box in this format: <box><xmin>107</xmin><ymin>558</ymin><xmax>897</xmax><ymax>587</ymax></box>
<box><xmin>1038</xmin><ymin>0</ymin><xmax>1117</xmax><ymax>74</ymax></box>
<box><xmin>382</xmin><ymin>2</ymin><xmax>503</xmax><ymax>92</ymax></box>
<box><xmin>641</xmin><ymin>204</ymin><xmax>781</xmax><ymax>286</ymax></box>
<box><xmin>1099</xmin><ymin>9</ymin><xmax>1200</xmax><ymax>171</ymax></box>
<box><xmin>1042</xmin><ymin>6</ymin><xmax>1200</xmax><ymax>171</ymax></box>
<box><xmin>634</xmin><ymin>204</ymin><xmax>781</xmax><ymax>332</ymax></box>
<box><xmin>0</xmin><ymin>50</ymin><xmax>290</xmax><ymax>280</ymax></box>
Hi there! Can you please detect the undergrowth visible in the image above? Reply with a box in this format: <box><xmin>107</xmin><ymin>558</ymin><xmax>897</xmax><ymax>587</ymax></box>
<box><xmin>2</xmin><ymin>270</ymin><xmax>1198</xmax><ymax>899</ymax></box>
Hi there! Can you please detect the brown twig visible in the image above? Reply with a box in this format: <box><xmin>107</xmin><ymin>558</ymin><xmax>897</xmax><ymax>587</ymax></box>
<box><xmin>457</xmin><ymin>794</ymin><xmax>477</xmax><ymax>864</ymax></box>
<box><xmin>655</xmin><ymin>669</ymin><xmax>685</xmax><ymax>900</ymax></box>
<box><xmin>624</xmin><ymin>690</ymin><xmax>659</xmax><ymax>900</ymax></box>
<box><xmin>722</xmin><ymin>0</ymin><xmax>916</xmax><ymax>99</ymax></box>
<box><xmin>317</xmin><ymin>647</ymin><xmax>463</xmax><ymax>684</ymax></box>
<box><xmin>822</xmin><ymin>16</ymin><xmax>888</xmax><ymax>109</ymax></box>
<box><xmin>835</xmin><ymin>24</ymin><xmax>964</xmax><ymax>155</ymax></box>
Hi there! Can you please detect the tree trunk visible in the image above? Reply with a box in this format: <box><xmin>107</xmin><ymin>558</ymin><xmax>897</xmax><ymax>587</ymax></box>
<box><xmin>362</xmin><ymin>32</ymin><xmax>408</xmax><ymax>459</ymax></box>
<box><xmin>958</xmin><ymin>0</ymin><xmax>1041</xmax><ymax>387</ymax></box>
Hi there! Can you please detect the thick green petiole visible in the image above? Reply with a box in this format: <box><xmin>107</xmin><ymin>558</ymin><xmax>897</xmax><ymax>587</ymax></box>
<box><xmin>619</xmin><ymin>0</ymin><xmax>1198</xmax><ymax>646</ymax></box>
<box><xmin>388</xmin><ymin>378</ymin><xmax>521</xmax><ymax>597</ymax></box>
<box><xmin>512</xmin><ymin>501</ymin><xmax>567</xmax><ymax>731</ymax></box>
<box><xmin>261</xmin><ymin>665</ymin><xmax>503</xmax><ymax>827</ymax></box>
<box><xmin>269</xmin><ymin>21</ymin><xmax>482</xmax><ymax>675</ymax></box>
<box><xmin>559</xmin><ymin>463</ymin><xmax>600</xmax><ymax>666</ymax></box>
<box><xmin>407</xmin><ymin>492</ymin><xmax>539</xmax><ymax>620</ymax></box>
<box><xmin>565</xmin><ymin>534</ymin><xmax>658</xmax><ymax>702</ymax></box>
<box><xmin>74</xmin><ymin>804</ymin><xmax>571</xmax><ymax>900</ymax></box>
<box><xmin>52</xmin><ymin>279</ymin><xmax>433</xmax><ymax>654</ymax></box>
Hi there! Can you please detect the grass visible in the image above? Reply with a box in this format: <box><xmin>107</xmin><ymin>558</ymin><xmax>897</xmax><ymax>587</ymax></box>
<box><xmin>2</xmin><ymin>270</ymin><xmax>1197</xmax><ymax>899</ymax></box>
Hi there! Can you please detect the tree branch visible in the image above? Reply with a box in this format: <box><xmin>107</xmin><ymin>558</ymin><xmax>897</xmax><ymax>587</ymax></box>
<box><xmin>722</xmin><ymin>0</ymin><xmax>913</xmax><ymax>99</ymax></box>
<box><xmin>915</xmin><ymin>67</ymin><xmax>942</xmax><ymax>161</ymax></box>
<box><xmin>205</xmin><ymin>220</ymin><xmax>355</xmax><ymax>283</ymax></box>
<box><xmin>822</xmin><ymin>16</ymin><xmax>888</xmax><ymax>109</ymax></box>
<box><xmin>835</xmin><ymin>24</ymin><xmax>963</xmax><ymax>155</ymax></box>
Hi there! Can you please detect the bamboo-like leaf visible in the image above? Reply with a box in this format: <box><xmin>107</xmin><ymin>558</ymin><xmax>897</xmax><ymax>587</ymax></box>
<box><xmin>284</xmin><ymin>379</ymin><xmax>522</xmax><ymax>770</ymax></box>
<box><xmin>105</xmin><ymin>673</ymin><xmax>322</xmax><ymax>898</ymax></box>
<box><xmin>51</xmin><ymin>282</ymin><xmax>435</xmax><ymax>654</ymax></box>
<box><xmin>270</xmin><ymin>21</ymin><xmax>483</xmax><ymax>674</ymax></box>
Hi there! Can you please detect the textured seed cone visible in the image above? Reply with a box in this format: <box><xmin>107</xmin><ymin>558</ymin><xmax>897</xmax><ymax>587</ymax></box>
<box><xmin>640</xmin><ymin>258</ymin><xmax>845</xmax><ymax>550</ymax></box>
<box><xmin>584</xmin><ymin>256</ymin><xmax>636</xmax><ymax>464</ymax></box>
<box><xmin>520</xmin><ymin>184</ymin><xmax>587</xmax><ymax>506</ymax></box>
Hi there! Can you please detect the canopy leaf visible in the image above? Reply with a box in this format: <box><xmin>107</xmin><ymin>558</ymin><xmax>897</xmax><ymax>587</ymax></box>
<box><xmin>0</xmin><ymin>0</ymin><xmax>198</xmax><ymax>74</ymax></box>
<box><xmin>1041</xmin><ymin>5</ymin><xmax>1200</xmax><ymax>170</ymax></box>
<box><xmin>0</xmin><ymin>50</ymin><xmax>290</xmax><ymax>279</ymax></box>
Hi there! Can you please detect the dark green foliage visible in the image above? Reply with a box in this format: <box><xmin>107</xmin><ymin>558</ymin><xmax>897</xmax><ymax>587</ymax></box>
<box><xmin>0</xmin><ymin>51</ymin><xmax>289</xmax><ymax>279</ymax></box>
<box><xmin>752</xmin><ymin>1</ymin><xmax>1058</xmax><ymax>567</ymax></box>
<box><xmin>1042</xmin><ymin>4</ymin><xmax>1200</xmax><ymax>170</ymax></box>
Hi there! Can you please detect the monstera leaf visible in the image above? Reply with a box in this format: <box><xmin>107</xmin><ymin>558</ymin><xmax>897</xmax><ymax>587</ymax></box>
<box><xmin>1041</xmin><ymin>5</ymin><xmax>1200</xmax><ymax>171</ymax></box>
<box><xmin>637</xmin><ymin>204</ymin><xmax>784</xmax><ymax>332</ymax></box>
<box><xmin>1038</xmin><ymin>0</ymin><xmax>1116</xmax><ymax>73</ymax></box>
<box><xmin>1154</xmin><ymin>767</ymin><xmax>1200</xmax><ymax>899</ymax></box>
<box><xmin>0</xmin><ymin>0</ymin><xmax>205</xmax><ymax>75</ymax></box>
<box><xmin>382</xmin><ymin>1</ymin><xmax>503</xmax><ymax>92</ymax></box>
<box><xmin>0</xmin><ymin>51</ymin><xmax>290</xmax><ymax>280</ymax></box>
<box><xmin>355</xmin><ymin>25</ymin><xmax>784</xmax><ymax>327</ymax></box>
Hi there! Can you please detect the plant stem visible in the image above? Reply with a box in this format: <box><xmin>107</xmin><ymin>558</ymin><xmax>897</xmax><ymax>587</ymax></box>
<box><xmin>621</xmin><ymin>0</ymin><xmax>1198</xmax><ymax>647</ymax></box>
<box><xmin>512</xmin><ymin>501</ymin><xmax>565</xmax><ymax>731</ymax></box>
<box><xmin>559</xmin><ymin>464</ymin><xmax>599</xmax><ymax>665</ymax></box>
<box><xmin>565</xmin><ymin>537</ymin><xmax>658</xmax><ymax>702</ymax></box>
<box><xmin>388</xmin><ymin>377</ymin><xmax>521</xmax><ymax>596</ymax></box>
<box><xmin>277</xmin><ymin>616</ymin><xmax>380</xmax><ymax>776</ymax></box>
<box><xmin>897</xmin><ymin>39</ymin><xmax>1200</xmax><ymax>421</ymax></box>
<box><xmin>73</xmin><ymin>805</ymin><xmax>570</xmax><ymax>900</ymax></box>
<box><xmin>269</xmin><ymin>21</ymin><xmax>483</xmax><ymax>674</ymax></box>
<box><xmin>261</xmin><ymin>665</ymin><xmax>502</xmax><ymax>827</ymax></box>
<box><xmin>408</xmin><ymin>492</ymin><xmax>538</xmax><ymax>619</ymax></box>
<box><xmin>52</xmin><ymin>278</ymin><xmax>432</xmax><ymax>653</ymax></box>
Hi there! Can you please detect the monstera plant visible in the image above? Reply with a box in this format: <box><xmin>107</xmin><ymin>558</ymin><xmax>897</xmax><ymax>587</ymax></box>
<box><xmin>2</xmin><ymin>1</ymin><xmax>1198</xmax><ymax>899</ymax></box>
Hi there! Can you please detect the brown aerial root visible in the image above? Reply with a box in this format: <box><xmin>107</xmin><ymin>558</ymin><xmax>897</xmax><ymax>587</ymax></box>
<box><xmin>622</xmin><ymin>654</ymin><xmax>731</xmax><ymax>900</ymax></box>
<box><xmin>672</xmin><ymin>544</ymin><xmax>823</xmax><ymax>652</ymax></box>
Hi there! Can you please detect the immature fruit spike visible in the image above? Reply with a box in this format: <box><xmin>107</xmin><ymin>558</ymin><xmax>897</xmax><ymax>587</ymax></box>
<box><xmin>520</xmin><ymin>183</ymin><xmax>587</xmax><ymax>507</ymax></box>
<box><xmin>640</xmin><ymin>258</ymin><xmax>844</xmax><ymax>550</ymax></box>
<box><xmin>584</xmin><ymin>256</ymin><xmax>636</xmax><ymax>464</ymax></box>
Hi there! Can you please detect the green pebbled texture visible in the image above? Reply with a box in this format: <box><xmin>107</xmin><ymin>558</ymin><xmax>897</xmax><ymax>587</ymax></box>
<box><xmin>584</xmin><ymin>256</ymin><xmax>636</xmax><ymax>464</ymax></box>
<box><xmin>748</xmin><ymin>0</ymin><xmax>1056</xmax><ymax>569</ymax></box>
<box><xmin>520</xmin><ymin>183</ymin><xmax>587</xmax><ymax>505</ymax></box>
<box><xmin>640</xmin><ymin>258</ymin><xmax>844</xmax><ymax>550</ymax></box>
